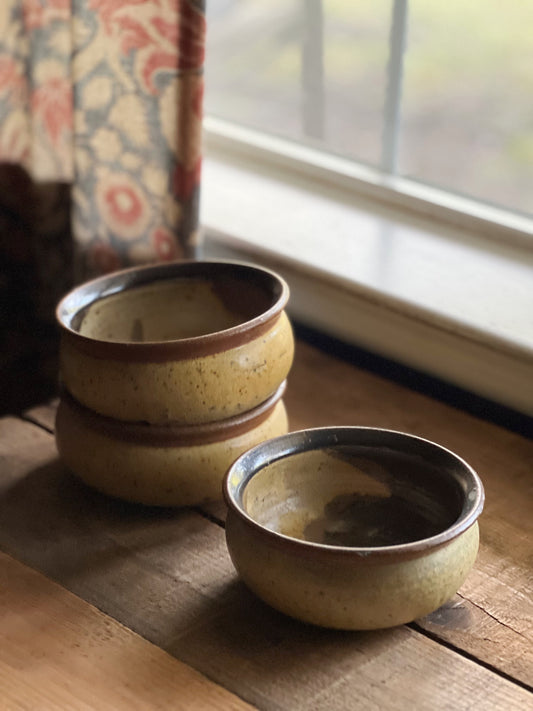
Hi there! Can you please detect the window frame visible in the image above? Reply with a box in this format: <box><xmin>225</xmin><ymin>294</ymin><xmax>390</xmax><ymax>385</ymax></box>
<box><xmin>204</xmin><ymin>117</ymin><xmax>533</xmax><ymax>250</ymax></box>
<box><xmin>201</xmin><ymin>117</ymin><xmax>533</xmax><ymax>417</ymax></box>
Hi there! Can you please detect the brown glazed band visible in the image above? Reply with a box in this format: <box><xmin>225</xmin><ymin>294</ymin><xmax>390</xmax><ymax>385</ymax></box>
<box><xmin>224</xmin><ymin>426</ymin><xmax>485</xmax><ymax>564</ymax></box>
<box><xmin>58</xmin><ymin>381</ymin><xmax>286</xmax><ymax>447</ymax></box>
<box><xmin>56</xmin><ymin>260</ymin><xmax>289</xmax><ymax>362</ymax></box>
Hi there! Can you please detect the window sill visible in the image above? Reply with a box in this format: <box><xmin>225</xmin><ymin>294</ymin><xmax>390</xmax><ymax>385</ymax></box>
<box><xmin>200</xmin><ymin>142</ymin><xmax>533</xmax><ymax>417</ymax></box>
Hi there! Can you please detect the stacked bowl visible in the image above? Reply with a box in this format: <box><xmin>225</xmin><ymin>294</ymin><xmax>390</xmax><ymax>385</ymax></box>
<box><xmin>55</xmin><ymin>260</ymin><xmax>294</xmax><ymax>506</ymax></box>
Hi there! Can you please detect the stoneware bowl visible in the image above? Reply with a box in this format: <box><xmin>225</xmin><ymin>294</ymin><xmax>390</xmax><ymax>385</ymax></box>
<box><xmin>56</xmin><ymin>260</ymin><xmax>294</xmax><ymax>425</ymax></box>
<box><xmin>55</xmin><ymin>383</ymin><xmax>288</xmax><ymax>507</ymax></box>
<box><xmin>224</xmin><ymin>427</ymin><xmax>485</xmax><ymax>630</ymax></box>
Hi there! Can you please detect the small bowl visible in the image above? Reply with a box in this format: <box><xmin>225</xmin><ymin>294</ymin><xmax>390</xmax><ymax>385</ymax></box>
<box><xmin>55</xmin><ymin>383</ymin><xmax>288</xmax><ymax>507</ymax></box>
<box><xmin>224</xmin><ymin>427</ymin><xmax>484</xmax><ymax>630</ymax></box>
<box><xmin>56</xmin><ymin>260</ymin><xmax>294</xmax><ymax>425</ymax></box>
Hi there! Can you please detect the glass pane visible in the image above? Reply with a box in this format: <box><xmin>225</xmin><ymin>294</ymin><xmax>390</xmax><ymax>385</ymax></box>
<box><xmin>400</xmin><ymin>1</ymin><xmax>533</xmax><ymax>215</ymax></box>
<box><xmin>323</xmin><ymin>0</ymin><xmax>390</xmax><ymax>165</ymax></box>
<box><xmin>205</xmin><ymin>1</ymin><xmax>533</xmax><ymax>218</ymax></box>
<box><xmin>205</xmin><ymin>1</ymin><xmax>303</xmax><ymax>141</ymax></box>
<box><xmin>205</xmin><ymin>0</ymin><xmax>391</xmax><ymax>167</ymax></box>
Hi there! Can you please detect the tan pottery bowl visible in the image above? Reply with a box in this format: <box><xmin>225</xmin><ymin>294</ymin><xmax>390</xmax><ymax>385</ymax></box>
<box><xmin>224</xmin><ymin>427</ymin><xmax>484</xmax><ymax>630</ymax></box>
<box><xmin>56</xmin><ymin>260</ymin><xmax>294</xmax><ymax>425</ymax></box>
<box><xmin>56</xmin><ymin>383</ymin><xmax>288</xmax><ymax>507</ymax></box>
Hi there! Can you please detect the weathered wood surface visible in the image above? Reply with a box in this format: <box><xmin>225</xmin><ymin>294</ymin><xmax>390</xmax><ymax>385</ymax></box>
<box><xmin>2</xmin><ymin>335</ymin><xmax>533</xmax><ymax>710</ymax></box>
<box><xmin>286</xmin><ymin>341</ymin><xmax>533</xmax><ymax>687</ymax></box>
<box><xmin>198</xmin><ymin>339</ymin><xmax>533</xmax><ymax>688</ymax></box>
<box><xmin>1</xmin><ymin>552</ymin><xmax>255</xmax><ymax>711</ymax></box>
<box><xmin>0</xmin><ymin>418</ymin><xmax>531</xmax><ymax>710</ymax></box>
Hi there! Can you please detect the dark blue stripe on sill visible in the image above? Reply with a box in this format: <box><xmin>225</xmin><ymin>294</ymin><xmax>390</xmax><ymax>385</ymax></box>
<box><xmin>294</xmin><ymin>322</ymin><xmax>532</xmax><ymax>439</ymax></box>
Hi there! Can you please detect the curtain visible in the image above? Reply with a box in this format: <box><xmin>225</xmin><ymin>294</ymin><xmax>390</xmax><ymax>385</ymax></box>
<box><xmin>0</xmin><ymin>0</ymin><xmax>205</xmax><ymax>271</ymax></box>
<box><xmin>0</xmin><ymin>0</ymin><xmax>206</xmax><ymax>410</ymax></box>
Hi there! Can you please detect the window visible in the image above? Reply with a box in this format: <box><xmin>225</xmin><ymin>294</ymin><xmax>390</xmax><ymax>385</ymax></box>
<box><xmin>205</xmin><ymin>0</ymin><xmax>533</xmax><ymax>221</ymax></box>
<box><xmin>201</xmin><ymin>1</ymin><xmax>533</xmax><ymax>416</ymax></box>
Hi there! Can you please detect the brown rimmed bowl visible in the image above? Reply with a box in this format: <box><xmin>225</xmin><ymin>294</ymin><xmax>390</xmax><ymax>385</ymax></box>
<box><xmin>56</xmin><ymin>260</ymin><xmax>294</xmax><ymax>425</ymax></box>
<box><xmin>224</xmin><ymin>427</ymin><xmax>485</xmax><ymax>630</ymax></box>
<box><xmin>55</xmin><ymin>383</ymin><xmax>288</xmax><ymax>507</ymax></box>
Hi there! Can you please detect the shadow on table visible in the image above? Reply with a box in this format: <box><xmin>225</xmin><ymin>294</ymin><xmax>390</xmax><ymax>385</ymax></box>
<box><xmin>166</xmin><ymin>574</ymin><xmax>403</xmax><ymax>709</ymax></box>
<box><xmin>0</xmin><ymin>457</ymin><xmax>406</xmax><ymax>711</ymax></box>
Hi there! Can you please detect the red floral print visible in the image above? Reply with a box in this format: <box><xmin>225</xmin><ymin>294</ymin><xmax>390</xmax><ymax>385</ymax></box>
<box><xmin>152</xmin><ymin>227</ymin><xmax>182</xmax><ymax>261</ymax></box>
<box><xmin>31</xmin><ymin>77</ymin><xmax>72</xmax><ymax>146</ymax></box>
<box><xmin>90</xmin><ymin>0</ymin><xmax>205</xmax><ymax>94</ymax></box>
<box><xmin>142</xmin><ymin>50</ymin><xmax>177</xmax><ymax>93</ymax></box>
<box><xmin>23</xmin><ymin>0</ymin><xmax>70</xmax><ymax>31</ymax></box>
<box><xmin>105</xmin><ymin>185</ymin><xmax>143</xmax><ymax>227</ymax></box>
<box><xmin>96</xmin><ymin>172</ymin><xmax>151</xmax><ymax>240</ymax></box>
<box><xmin>0</xmin><ymin>0</ymin><xmax>205</xmax><ymax>279</ymax></box>
<box><xmin>151</xmin><ymin>17</ymin><xmax>177</xmax><ymax>45</ymax></box>
<box><xmin>88</xmin><ymin>0</ymin><xmax>147</xmax><ymax>34</ymax></box>
<box><xmin>0</xmin><ymin>56</ymin><xmax>26</xmax><ymax>100</ymax></box>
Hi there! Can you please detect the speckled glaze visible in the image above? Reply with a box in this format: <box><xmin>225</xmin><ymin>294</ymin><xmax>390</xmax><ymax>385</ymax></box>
<box><xmin>224</xmin><ymin>427</ymin><xmax>485</xmax><ymax>630</ymax></box>
<box><xmin>55</xmin><ymin>385</ymin><xmax>288</xmax><ymax>507</ymax></box>
<box><xmin>56</xmin><ymin>261</ymin><xmax>294</xmax><ymax>425</ymax></box>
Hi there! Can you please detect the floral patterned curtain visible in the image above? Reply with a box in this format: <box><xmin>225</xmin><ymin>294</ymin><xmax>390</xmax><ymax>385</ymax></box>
<box><xmin>0</xmin><ymin>0</ymin><xmax>206</xmax><ymax>411</ymax></box>
<box><xmin>0</xmin><ymin>0</ymin><xmax>205</xmax><ymax>273</ymax></box>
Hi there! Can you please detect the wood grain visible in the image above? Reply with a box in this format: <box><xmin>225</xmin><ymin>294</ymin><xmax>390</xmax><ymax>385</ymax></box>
<box><xmin>284</xmin><ymin>340</ymin><xmax>533</xmax><ymax>686</ymax></box>
<box><xmin>0</xmin><ymin>413</ymin><xmax>531</xmax><ymax>710</ymax></box>
<box><xmin>1</xmin><ymin>551</ymin><xmax>254</xmax><ymax>711</ymax></box>
<box><xmin>0</xmin><ymin>417</ymin><xmax>236</xmax><ymax>647</ymax></box>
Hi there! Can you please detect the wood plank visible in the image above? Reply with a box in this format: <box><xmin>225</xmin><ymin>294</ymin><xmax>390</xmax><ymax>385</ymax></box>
<box><xmin>200</xmin><ymin>338</ymin><xmax>533</xmax><ymax>688</ymax></box>
<box><xmin>284</xmin><ymin>340</ymin><xmax>533</xmax><ymax>686</ymax></box>
<box><xmin>0</xmin><ymin>416</ymin><xmax>531</xmax><ymax>710</ymax></box>
<box><xmin>8</xmin><ymin>336</ymin><xmax>533</xmax><ymax>686</ymax></box>
<box><xmin>0</xmin><ymin>417</ymin><xmax>238</xmax><ymax>646</ymax></box>
<box><xmin>169</xmin><ymin>589</ymin><xmax>532</xmax><ymax>711</ymax></box>
<box><xmin>1</xmin><ymin>551</ymin><xmax>254</xmax><ymax>711</ymax></box>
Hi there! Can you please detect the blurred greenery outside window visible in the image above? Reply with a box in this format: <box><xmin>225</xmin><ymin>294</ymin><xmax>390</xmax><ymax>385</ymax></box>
<box><xmin>205</xmin><ymin>0</ymin><xmax>533</xmax><ymax>223</ymax></box>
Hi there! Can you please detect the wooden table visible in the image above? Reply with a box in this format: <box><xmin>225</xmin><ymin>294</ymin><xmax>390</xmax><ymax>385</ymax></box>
<box><xmin>1</xmin><ymin>340</ymin><xmax>532</xmax><ymax>710</ymax></box>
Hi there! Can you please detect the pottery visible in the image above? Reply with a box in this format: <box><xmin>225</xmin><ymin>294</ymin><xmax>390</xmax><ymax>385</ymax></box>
<box><xmin>56</xmin><ymin>260</ymin><xmax>294</xmax><ymax>425</ymax></box>
<box><xmin>55</xmin><ymin>383</ymin><xmax>288</xmax><ymax>507</ymax></box>
<box><xmin>224</xmin><ymin>427</ymin><xmax>485</xmax><ymax>630</ymax></box>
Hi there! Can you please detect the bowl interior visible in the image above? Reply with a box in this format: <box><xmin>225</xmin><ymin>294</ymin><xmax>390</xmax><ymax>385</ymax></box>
<box><xmin>62</xmin><ymin>263</ymin><xmax>283</xmax><ymax>344</ymax></box>
<box><xmin>241</xmin><ymin>442</ymin><xmax>469</xmax><ymax>548</ymax></box>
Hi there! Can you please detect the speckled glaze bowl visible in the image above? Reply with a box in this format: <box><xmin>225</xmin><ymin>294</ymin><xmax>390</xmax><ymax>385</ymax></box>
<box><xmin>56</xmin><ymin>260</ymin><xmax>294</xmax><ymax>425</ymax></box>
<box><xmin>56</xmin><ymin>383</ymin><xmax>288</xmax><ymax>507</ymax></box>
<box><xmin>224</xmin><ymin>427</ymin><xmax>484</xmax><ymax>630</ymax></box>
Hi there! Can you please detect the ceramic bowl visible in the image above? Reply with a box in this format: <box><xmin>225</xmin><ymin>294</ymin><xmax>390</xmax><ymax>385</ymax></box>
<box><xmin>224</xmin><ymin>427</ymin><xmax>484</xmax><ymax>630</ymax></box>
<box><xmin>55</xmin><ymin>383</ymin><xmax>288</xmax><ymax>507</ymax></box>
<box><xmin>56</xmin><ymin>260</ymin><xmax>294</xmax><ymax>425</ymax></box>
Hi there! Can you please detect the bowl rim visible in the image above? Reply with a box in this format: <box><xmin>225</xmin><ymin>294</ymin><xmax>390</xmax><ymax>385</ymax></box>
<box><xmin>58</xmin><ymin>381</ymin><xmax>287</xmax><ymax>447</ymax></box>
<box><xmin>224</xmin><ymin>426</ymin><xmax>485</xmax><ymax>560</ymax></box>
<box><xmin>56</xmin><ymin>259</ymin><xmax>290</xmax><ymax>361</ymax></box>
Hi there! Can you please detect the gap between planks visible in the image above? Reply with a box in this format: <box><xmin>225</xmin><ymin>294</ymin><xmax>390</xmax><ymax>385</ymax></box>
<box><xmin>15</xmin><ymin>342</ymin><xmax>533</xmax><ymax>693</ymax></box>
<box><xmin>18</xmin><ymin>377</ymin><xmax>533</xmax><ymax>691</ymax></box>
<box><xmin>0</xmin><ymin>413</ymin><xmax>531</xmax><ymax>710</ymax></box>
<box><xmin>1</xmin><ymin>551</ymin><xmax>256</xmax><ymax>711</ymax></box>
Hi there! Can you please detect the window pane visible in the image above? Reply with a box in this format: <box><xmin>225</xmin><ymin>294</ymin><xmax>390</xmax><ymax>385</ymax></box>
<box><xmin>205</xmin><ymin>0</ymin><xmax>390</xmax><ymax>167</ymax></box>
<box><xmin>323</xmin><ymin>0</ymin><xmax>390</xmax><ymax>165</ymax></box>
<box><xmin>205</xmin><ymin>1</ymin><xmax>303</xmax><ymax>142</ymax></box>
<box><xmin>205</xmin><ymin>1</ymin><xmax>533</xmax><ymax>219</ymax></box>
<box><xmin>400</xmin><ymin>1</ymin><xmax>533</xmax><ymax>215</ymax></box>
